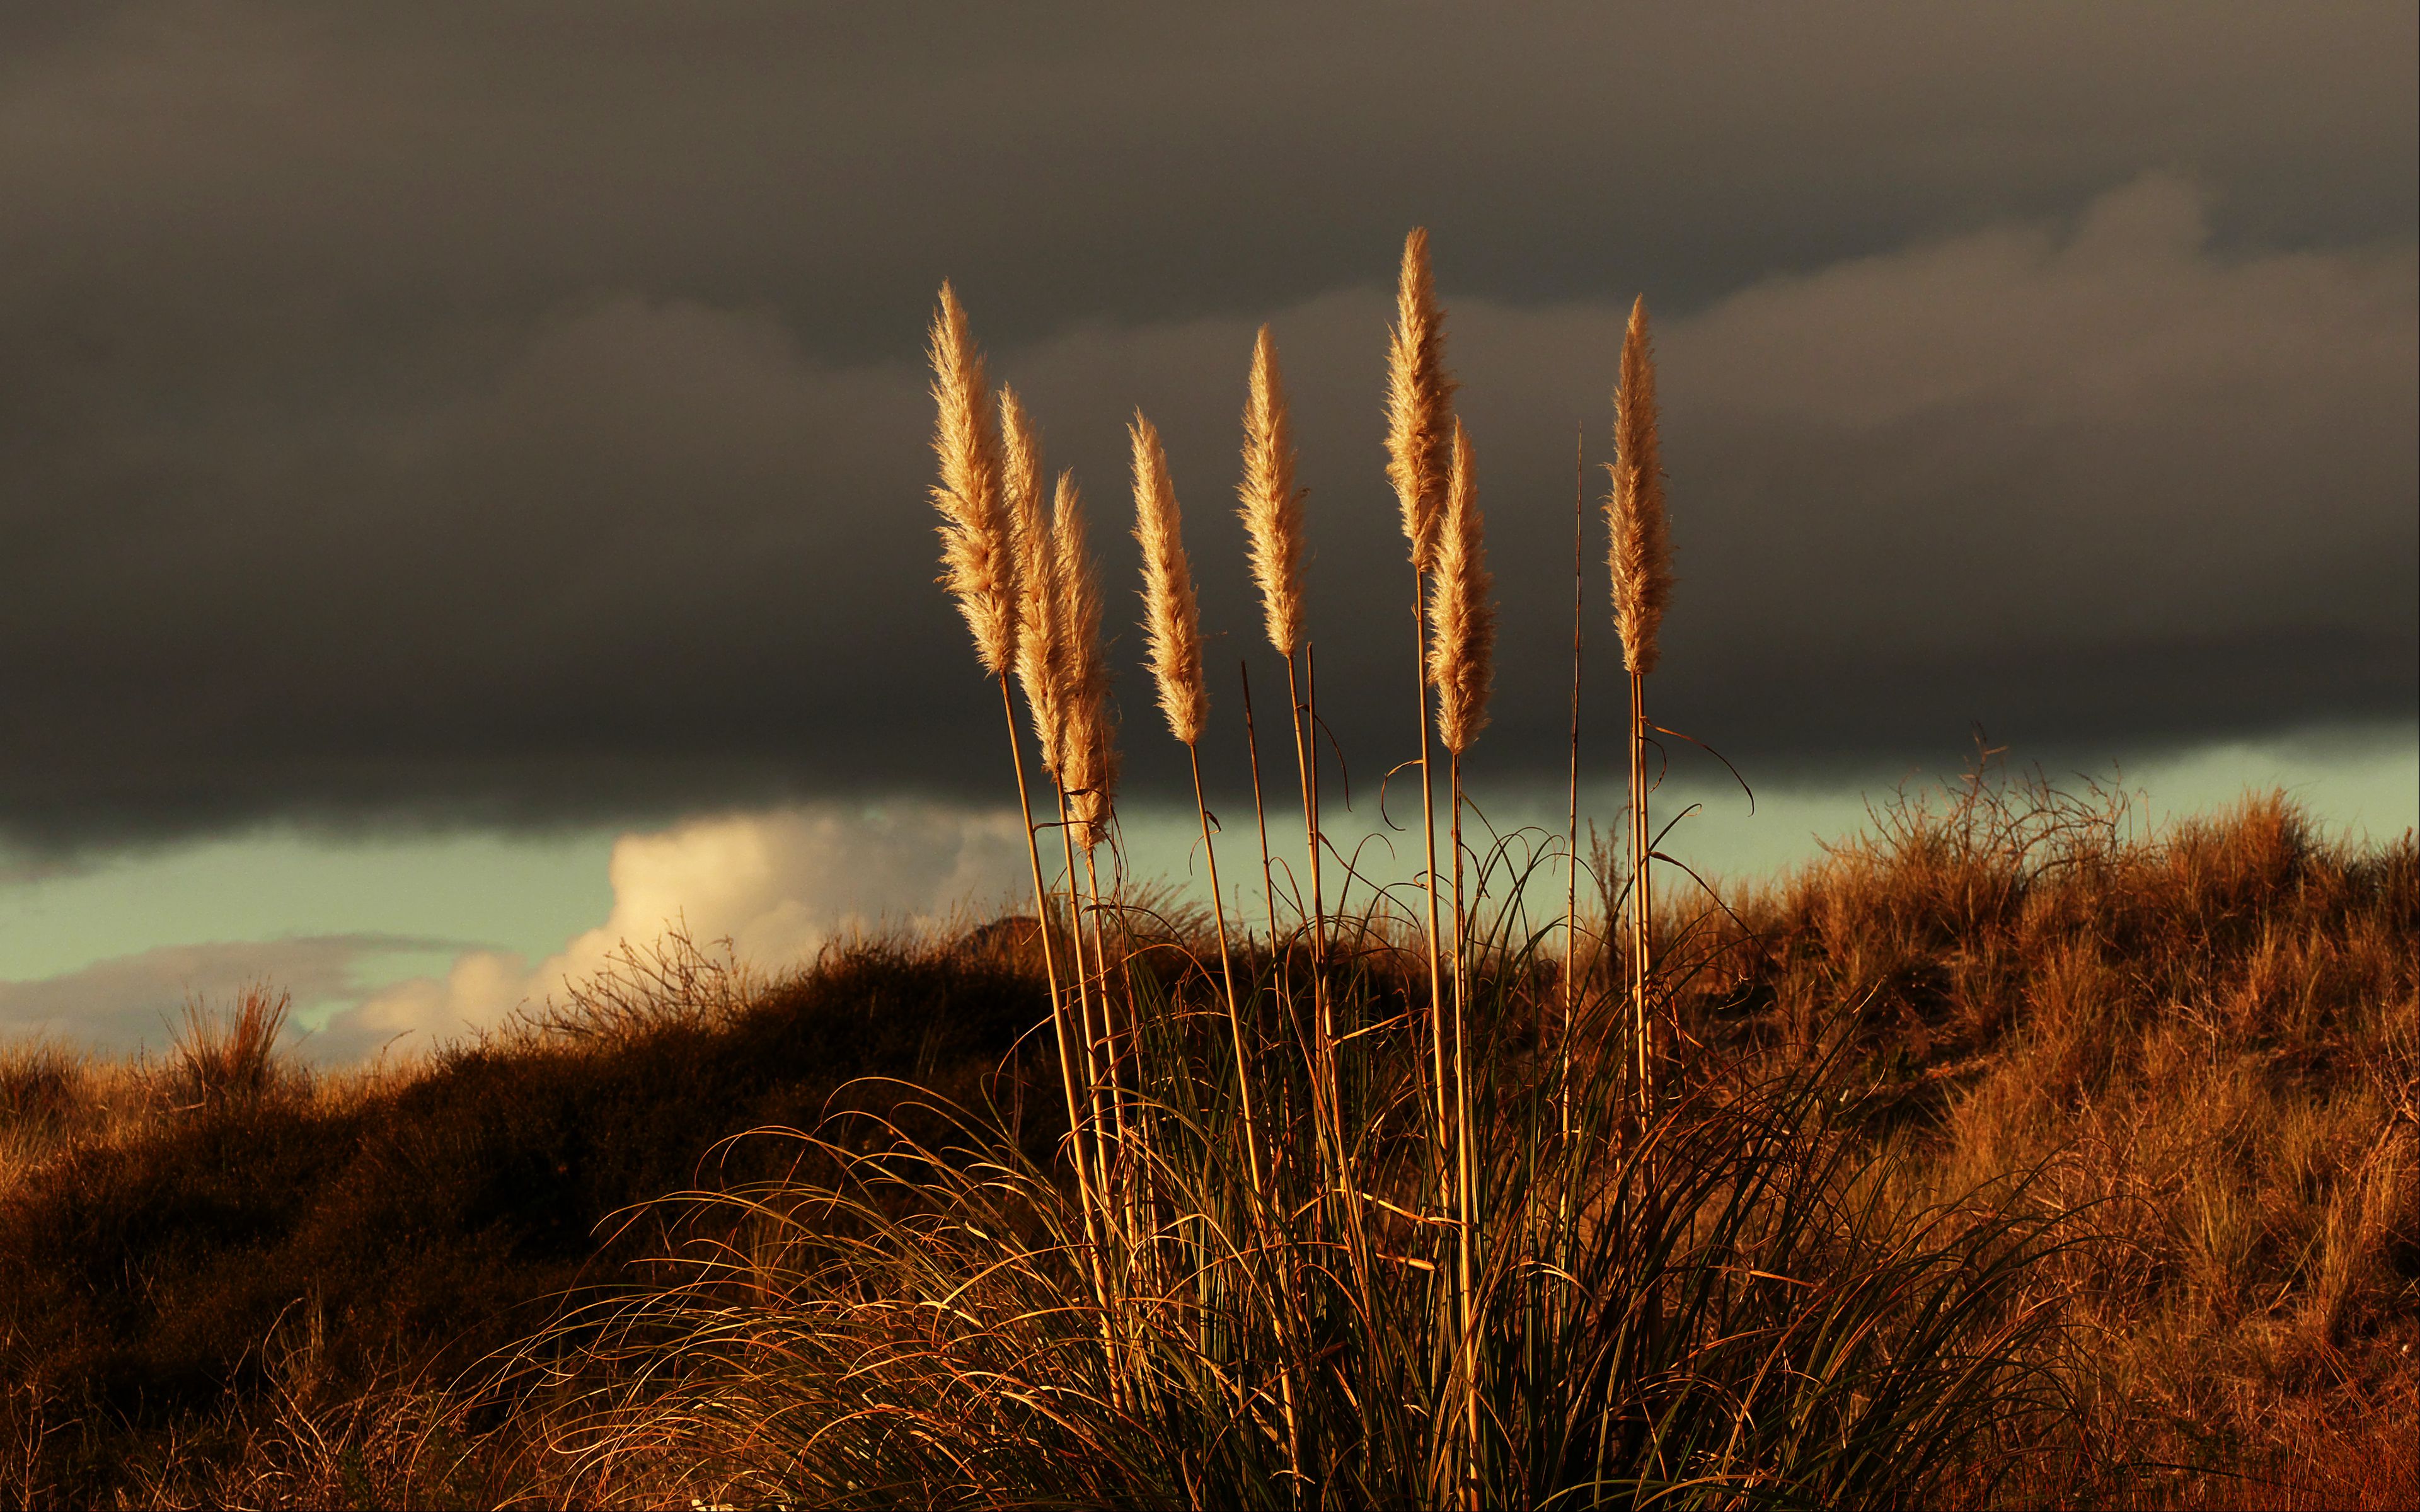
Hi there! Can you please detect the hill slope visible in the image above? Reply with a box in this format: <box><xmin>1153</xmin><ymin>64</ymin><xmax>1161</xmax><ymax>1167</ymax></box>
<box><xmin>0</xmin><ymin>788</ymin><xmax>2412</xmax><ymax>1508</ymax></box>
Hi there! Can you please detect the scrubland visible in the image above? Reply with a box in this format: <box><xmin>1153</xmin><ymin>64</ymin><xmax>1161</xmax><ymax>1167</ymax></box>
<box><xmin>4</xmin><ymin>235</ymin><xmax>2411</xmax><ymax>1508</ymax></box>
<box><xmin>0</xmin><ymin>782</ymin><xmax>2409</xmax><ymax>1509</ymax></box>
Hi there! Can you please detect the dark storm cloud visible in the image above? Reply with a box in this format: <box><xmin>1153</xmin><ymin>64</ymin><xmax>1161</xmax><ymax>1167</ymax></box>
<box><xmin>0</xmin><ymin>3</ymin><xmax>2411</xmax><ymax>850</ymax></box>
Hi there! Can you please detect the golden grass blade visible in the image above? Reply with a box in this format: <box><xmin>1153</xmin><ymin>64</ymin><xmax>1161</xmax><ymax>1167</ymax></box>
<box><xmin>1428</xmin><ymin>420</ymin><xmax>1492</xmax><ymax>757</ymax></box>
<box><xmin>927</xmin><ymin>283</ymin><xmax>1017</xmax><ymax>677</ymax></box>
<box><xmin>1130</xmin><ymin>413</ymin><xmax>1207</xmax><ymax>748</ymax></box>
<box><xmin>1605</xmin><ymin>295</ymin><xmax>1673</xmax><ymax>676</ymax></box>
<box><xmin>1386</xmin><ymin>229</ymin><xmax>1458</xmax><ymax>573</ymax></box>
<box><xmin>1239</xmin><ymin>326</ymin><xmax>1306</xmax><ymax>658</ymax></box>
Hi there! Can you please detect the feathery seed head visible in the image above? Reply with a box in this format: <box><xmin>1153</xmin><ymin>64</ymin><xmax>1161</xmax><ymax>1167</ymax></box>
<box><xmin>1000</xmin><ymin>389</ymin><xmax>1064</xmax><ymax>769</ymax></box>
<box><xmin>926</xmin><ymin>284</ymin><xmax>1017</xmax><ymax>676</ymax></box>
<box><xmin>1605</xmin><ymin>295</ymin><xmax>1674</xmax><ymax>675</ymax></box>
<box><xmin>1428</xmin><ymin>419</ymin><xmax>1494</xmax><ymax>754</ymax></box>
<box><xmin>1238</xmin><ymin>326</ymin><xmax>1306</xmax><ymax>656</ymax></box>
<box><xmin>1386</xmin><ymin>228</ymin><xmax>1458</xmax><ymax>573</ymax></box>
<box><xmin>1130</xmin><ymin>413</ymin><xmax>1207</xmax><ymax>747</ymax></box>
<box><xmin>1053</xmin><ymin>476</ymin><xmax>1117</xmax><ymax>847</ymax></box>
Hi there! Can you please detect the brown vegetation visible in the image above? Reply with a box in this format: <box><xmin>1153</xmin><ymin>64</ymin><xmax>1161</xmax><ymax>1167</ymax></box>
<box><xmin>0</xmin><ymin>788</ymin><xmax>2406</xmax><ymax>1507</ymax></box>
<box><xmin>0</xmin><ymin>936</ymin><xmax>1072</xmax><ymax>1507</ymax></box>
<box><xmin>1683</xmin><ymin>776</ymin><xmax>2419</xmax><ymax>1510</ymax></box>
<box><xmin>1</xmin><ymin>232</ymin><xmax>2407</xmax><ymax>1508</ymax></box>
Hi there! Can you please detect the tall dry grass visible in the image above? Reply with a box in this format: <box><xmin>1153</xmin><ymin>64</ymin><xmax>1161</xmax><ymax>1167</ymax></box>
<box><xmin>511</xmin><ymin>235</ymin><xmax>2120</xmax><ymax>1511</ymax></box>
<box><xmin>1606</xmin><ymin>295</ymin><xmax>1673</xmax><ymax>1114</ymax></box>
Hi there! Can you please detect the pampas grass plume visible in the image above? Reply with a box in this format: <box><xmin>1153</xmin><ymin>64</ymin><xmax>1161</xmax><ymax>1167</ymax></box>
<box><xmin>1386</xmin><ymin>229</ymin><xmax>1458</xmax><ymax>572</ymax></box>
<box><xmin>1238</xmin><ymin>326</ymin><xmax>1306</xmax><ymax>657</ymax></box>
<box><xmin>1429</xmin><ymin>419</ymin><xmax>1493</xmax><ymax>754</ymax></box>
<box><xmin>1606</xmin><ymin>295</ymin><xmax>1673</xmax><ymax>674</ymax></box>
<box><xmin>927</xmin><ymin>283</ymin><xmax>1017</xmax><ymax>677</ymax></box>
<box><xmin>1131</xmin><ymin>413</ymin><xmax>1207</xmax><ymax>748</ymax></box>
<box><xmin>1000</xmin><ymin>388</ymin><xmax>1066</xmax><ymax>773</ymax></box>
<box><xmin>1054</xmin><ymin>475</ymin><xmax>1117</xmax><ymax>846</ymax></box>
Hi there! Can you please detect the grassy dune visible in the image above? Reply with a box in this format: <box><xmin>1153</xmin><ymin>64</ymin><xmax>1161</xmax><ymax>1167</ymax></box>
<box><xmin>0</xmin><ymin>784</ymin><xmax>2410</xmax><ymax>1508</ymax></box>
<box><xmin>4</xmin><ymin>241</ymin><xmax>2411</xmax><ymax>1511</ymax></box>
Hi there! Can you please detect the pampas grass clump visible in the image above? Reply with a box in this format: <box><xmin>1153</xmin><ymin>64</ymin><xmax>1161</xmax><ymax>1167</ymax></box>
<box><xmin>538</xmin><ymin>238</ymin><xmax>2088</xmax><ymax>1512</ymax></box>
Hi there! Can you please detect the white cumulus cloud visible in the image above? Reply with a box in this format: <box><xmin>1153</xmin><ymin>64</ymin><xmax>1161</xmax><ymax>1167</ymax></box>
<box><xmin>312</xmin><ymin>801</ymin><xmax>1030</xmax><ymax>1060</ymax></box>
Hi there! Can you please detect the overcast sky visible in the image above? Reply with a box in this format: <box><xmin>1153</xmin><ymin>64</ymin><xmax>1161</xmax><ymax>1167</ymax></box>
<box><xmin>0</xmin><ymin>4</ymin><xmax>2412</xmax><ymax>1055</ymax></box>
<box><xmin>4</xmin><ymin>1</ymin><xmax>2412</xmax><ymax>847</ymax></box>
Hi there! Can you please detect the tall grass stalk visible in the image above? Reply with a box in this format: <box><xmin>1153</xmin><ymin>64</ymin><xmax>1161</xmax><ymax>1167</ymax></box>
<box><xmin>1606</xmin><ymin>295</ymin><xmax>1672</xmax><ymax>1112</ymax></box>
<box><xmin>1044</xmin><ymin>478</ymin><xmax>1122</xmax><ymax>1230</ymax></box>
<box><xmin>927</xmin><ymin>293</ymin><xmax>1101</xmax><ymax>1278</ymax></box>
<box><xmin>1134</xmin><ymin>411</ymin><xmax>1260</xmax><ymax>1189</ymax></box>
<box><xmin>1431</xmin><ymin>417</ymin><xmax>1494</xmax><ymax>1500</ymax></box>
<box><xmin>1386</xmin><ymin>227</ymin><xmax>1458</xmax><ymax>1215</ymax></box>
<box><xmin>1054</xmin><ymin>471</ymin><xmax>1134</xmax><ymax>1189</ymax></box>
<box><xmin>1236</xmin><ymin>328</ymin><xmax>1303</xmax><ymax>978</ymax></box>
<box><xmin>1240</xmin><ymin>662</ymin><xmax>1283</xmax><ymax>964</ymax></box>
<box><xmin>1562</xmin><ymin>426</ymin><xmax>1584</xmax><ymax>1147</ymax></box>
<box><xmin>1241</xmin><ymin>323</ymin><xmax>1342</xmax><ymax>1192</ymax></box>
<box><xmin>1296</xmin><ymin>645</ymin><xmax>1349</xmax><ymax>1201</ymax></box>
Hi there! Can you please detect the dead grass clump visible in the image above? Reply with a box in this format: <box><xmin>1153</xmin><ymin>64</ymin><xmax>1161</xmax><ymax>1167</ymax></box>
<box><xmin>165</xmin><ymin>984</ymin><xmax>301</xmax><ymax>1112</ymax></box>
<box><xmin>0</xmin><ymin>1043</ymin><xmax>87</xmax><ymax>1133</ymax></box>
<box><xmin>0</xmin><ymin>932</ymin><xmax>1076</xmax><ymax>1507</ymax></box>
<box><xmin>1666</xmin><ymin>767</ymin><xmax>2418</xmax><ymax>1507</ymax></box>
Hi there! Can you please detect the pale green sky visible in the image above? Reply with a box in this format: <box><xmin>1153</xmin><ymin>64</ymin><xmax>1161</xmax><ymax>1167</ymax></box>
<box><xmin>1114</xmin><ymin>722</ymin><xmax>2420</xmax><ymax>921</ymax></box>
<box><xmin>1</xmin><ymin>723</ymin><xmax>2410</xmax><ymax>1049</ymax></box>
<box><xmin>0</xmin><ymin>828</ymin><xmax>613</xmax><ymax>986</ymax></box>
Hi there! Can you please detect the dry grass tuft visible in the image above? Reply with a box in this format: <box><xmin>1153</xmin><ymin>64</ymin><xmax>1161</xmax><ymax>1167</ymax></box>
<box><xmin>168</xmin><ymin>983</ymin><xmax>297</xmax><ymax>1112</ymax></box>
<box><xmin>0</xmin><ymin>932</ymin><xmax>1068</xmax><ymax>1508</ymax></box>
<box><xmin>1662</xmin><ymin>772</ymin><xmax>2419</xmax><ymax>1509</ymax></box>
